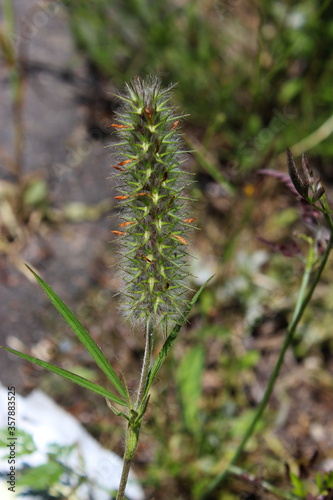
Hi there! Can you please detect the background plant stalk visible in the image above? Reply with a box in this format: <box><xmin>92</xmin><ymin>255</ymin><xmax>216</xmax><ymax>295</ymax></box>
<box><xmin>202</xmin><ymin>209</ymin><xmax>333</xmax><ymax>498</ymax></box>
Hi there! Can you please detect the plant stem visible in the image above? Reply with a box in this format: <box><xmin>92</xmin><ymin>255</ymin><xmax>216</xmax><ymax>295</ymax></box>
<box><xmin>115</xmin><ymin>424</ymin><xmax>139</xmax><ymax>500</ymax></box>
<box><xmin>202</xmin><ymin>227</ymin><xmax>333</xmax><ymax>498</ymax></box>
<box><xmin>135</xmin><ymin>320</ymin><xmax>154</xmax><ymax>410</ymax></box>
<box><xmin>227</xmin><ymin>465</ymin><xmax>297</xmax><ymax>500</ymax></box>
<box><xmin>116</xmin><ymin>321</ymin><xmax>154</xmax><ymax>500</ymax></box>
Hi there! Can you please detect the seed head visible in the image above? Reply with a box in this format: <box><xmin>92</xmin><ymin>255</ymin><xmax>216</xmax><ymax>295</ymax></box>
<box><xmin>111</xmin><ymin>77</ymin><xmax>194</xmax><ymax>331</ymax></box>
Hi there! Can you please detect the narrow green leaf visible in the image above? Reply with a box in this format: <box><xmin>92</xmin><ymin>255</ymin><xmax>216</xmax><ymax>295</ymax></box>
<box><xmin>145</xmin><ymin>276</ymin><xmax>214</xmax><ymax>396</ymax></box>
<box><xmin>25</xmin><ymin>265</ymin><xmax>128</xmax><ymax>402</ymax></box>
<box><xmin>1</xmin><ymin>347</ymin><xmax>127</xmax><ymax>407</ymax></box>
<box><xmin>290</xmin><ymin>472</ymin><xmax>307</xmax><ymax>498</ymax></box>
<box><xmin>176</xmin><ymin>345</ymin><xmax>204</xmax><ymax>435</ymax></box>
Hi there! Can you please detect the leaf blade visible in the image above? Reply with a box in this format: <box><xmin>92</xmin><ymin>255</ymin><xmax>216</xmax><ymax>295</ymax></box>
<box><xmin>26</xmin><ymin>265</ymin><xmax>128</xmax><ymax>402</ymax></box>
<box><xmin>1</xmin><ymin>346</ymin><xmax>127</xmax><ymax>406</ymax></box>
<box><xmin>176</xmin><ymin>345</ymin><xmax>204</xmax><ymax>435</ymax></box>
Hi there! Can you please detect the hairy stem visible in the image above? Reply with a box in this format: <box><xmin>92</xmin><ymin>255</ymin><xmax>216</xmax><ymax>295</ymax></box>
<box><xmin>115</xmin><ymin>424</ymin><xmax>139</xmax><ymax>500</ymax></box>
<box><xmin>116</xmin><ymin>321</ymin><xmax>154</xmax><ymax>500</ymax></box>
<box><xmin>135</xmin><ymin>320</ymin><xmax>154</xmax><ymax>410</ymax></box>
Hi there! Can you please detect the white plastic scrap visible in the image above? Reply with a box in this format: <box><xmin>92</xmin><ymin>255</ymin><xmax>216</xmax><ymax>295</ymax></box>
<box><xmin>0</xmin><ymin>384</ymin><xmax>144</xmax><ymax>500</ymax></box>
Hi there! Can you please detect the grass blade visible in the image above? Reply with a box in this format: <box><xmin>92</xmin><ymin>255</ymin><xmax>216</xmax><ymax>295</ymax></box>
<box><xmin>1</xmin><ymin>346</ymin><xmax>127</xmax><ymax>407</ymax></box>
<box><xmin>26</xmin><ymin>265</ymin><xmax>128</xmax><ymax>402</ymax></box>
<box><xmin>176</xmin><ymin>345</ymin><xmax>204</xmax><ymax>435</ymax></box>
<box><xmin>145</xmin><ymin>276</ymin><xmax>213</xmax><ymax>396</ymax></box>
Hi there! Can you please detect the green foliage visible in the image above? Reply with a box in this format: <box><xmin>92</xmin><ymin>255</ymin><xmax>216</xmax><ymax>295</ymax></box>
<box><xmin>175</xmin><ymin>345</ymin><xmax>204</xmax><ymax>436</ymax></box>
<box><xmin>15</xmin><ymin>430</ymin><xmax>37</xmax><ymax>457</ymax></box>
<box><xmin>63</xmin><ymin>0</ymin><xmax>333</xmax><ymax>171</ymax></box>
<box><xmin>144</xmin><ymin>322</ymin><xmax>270</xmax><ymax>499</ymax></box>
<box><xmin>287</xmin><ymin>470</ymin><xmax>333</xmax><ymax>499</ymax></box>
<box><xmin>17</xmin><ymin>461</ymin><xmax>68</xmax><ymax>493</ymax></box>
<box><xmin>23</xmin><ymin>179</ymin><xmax>48</xmax><ymax>208</ymax></box>
<box><xmin>0</xmin><ymin>429</ymin><xmax>36</xmax><ymax>456</ymax></box>
<box><xmin>316</xmin><ymin>470</ymin><xmax>333</xmax><ymax>494</ymax></box>
<box><xmin>15</xmin><ymin>442</ymin><xmax>87</xmax><ymax>498</ymax></box>
<box><xmin>25</xmin><ymin>265</ymin><xmax>128</xmax><ymax>403</ymax></box>
<box><xmin>2</xmin><ymin>345</ymin><xmax>126</xmax><ymax>406</ymax></box>
<box><xmin>290</xmin><ymin>472</ymin><xmax>307</xmax><ymax>498</ymax></box>
<box><xmin>3</xmin><ymin>4</ymin><xmax>333</xmax><ymax>490</ymax></box>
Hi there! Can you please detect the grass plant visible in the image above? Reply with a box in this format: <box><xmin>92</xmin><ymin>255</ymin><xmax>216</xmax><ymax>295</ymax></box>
<box><xmin>2</xmin><ymin>77</ymin><xmax>333</xmax><ymax>499</ymax></box>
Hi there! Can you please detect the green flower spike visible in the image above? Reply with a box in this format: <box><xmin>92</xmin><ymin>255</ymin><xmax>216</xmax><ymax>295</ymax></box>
<box><xmin>111</xmin><ymin>76</ymin><xmax>194</xmax><ymax>332</ymax></box>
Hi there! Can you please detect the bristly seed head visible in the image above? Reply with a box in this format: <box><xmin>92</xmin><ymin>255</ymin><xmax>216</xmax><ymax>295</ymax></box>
<box><xmin>111</xmin><ymin>76</ymin><xmax>194</xmax><ymax>332</ymax></box>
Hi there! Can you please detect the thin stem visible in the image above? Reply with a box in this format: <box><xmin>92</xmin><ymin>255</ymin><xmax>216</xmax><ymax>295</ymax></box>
<box><xmin>228</xmin><ymin>465</ymin><xmax>297</xmax><ymax>500</ymax></box>
<box><xmin>202</xmin><ymin>226</ymin><xmax>333</xmax><ymax>498</ymax></box>
<box><xmin>116</xmin><ymin>321</ymin><xmax>154</xmax><ymax>500</ymax></box>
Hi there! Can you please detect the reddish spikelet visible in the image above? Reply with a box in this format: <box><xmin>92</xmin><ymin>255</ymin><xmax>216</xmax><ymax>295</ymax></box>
<box><xmin>145</xmin><ymin>107</ymin><xmax>153</xmax><ymax>120</ymax></box>
<box><xmin>171</xmin><ymin>120</ymin><xmax>179</xmax><ymax>130</ymax></box>
<box><xmin>110</xmin><ymin>123</ymin><xmax>130</xmax><ymax>129</ymax></box>
<box><xmin>136</xmin><ymin>251</ymin><xmax>153</xmax><ymax>263</ymax></box>
<box><xmin>114</xmin><ymin>195</ymin><xmax>130</xmax><ymax>200</ymax></box>
<box><xmin>119</xmin><ymin>221</ymin><xmax>136</xmax><ymax>228</ymax></box>
<box><xmin>172</xmin><ymin>234</ymin><xmax>188</xmax><ymax>245</ymax></box>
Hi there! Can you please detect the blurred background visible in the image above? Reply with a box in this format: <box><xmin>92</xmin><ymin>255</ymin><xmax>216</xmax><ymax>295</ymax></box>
<box><xmin>1</xmin><ymin>0</ymin><xmax>333</xmax><ymax>498</ymax></box>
